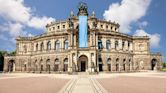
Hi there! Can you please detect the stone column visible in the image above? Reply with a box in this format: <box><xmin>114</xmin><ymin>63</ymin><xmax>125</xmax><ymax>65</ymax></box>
<box><xmin>61</xmin><ymin>38</ymin><xmax>64</xmax><ymax>51</ymax></box>
<box><xmin>44</xmin><ymin>40</ymin><xmax>47</xmax><ymax>51</ymax></box>
<box><xmin>51</xmin><ymin>39</ymin><xmax>54</xmax><ymax>50</ymax></box>
<box><xmin>102</xmin><ymin>55</ymin><xmax>108</xmax><ymax>72</ymax></box>
<box><xmin>74</xmin><ymin>34</ymin><xmax>76</xmax><ymax>49</ymax></box>
<box><xmin>119</xmin><ymin>39</ymin><xmax>122</xmax><ymax>50</ymax></box>
<box><xmin>95</xmin><ymin>33</ymin><xmax>98</xmax><ymax>49</ymax></box>
<box><xmin>111</xmin><ymin>38</ymin><xmax>115</xmax><ymax>49</ymax></box>
<box><xmin>129</xmin><ymin>42</ymin><xmax>133</xmax><ymax>51</ymax></box>
<box><xmin>103</xmin><ymin>38</ymin><xmax>106</xmax><ymax>50</ymax></box>
<box><xmin>68</xmin><ymin>53</ymin><xmax>73</xmax><ymax>73</ymax></box>
<box><xmin>71</xmin><ymin>32</ymin><xmax>73</xmax><ymax>48</ymax></box>
<box><xmin>3</xmin><ymin>58</ymin><xmax>8</xmax><ymax>72</ymax></box>
<box><xmin>125</xmin><ymin>41</ymin><xmax>128</xmax><ymax>51</ymax></box>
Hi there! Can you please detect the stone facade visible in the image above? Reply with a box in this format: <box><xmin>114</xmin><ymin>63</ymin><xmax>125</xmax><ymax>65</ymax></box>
<box><xmin>3</xmin><ymin>3</ymin><xmax>162</xmax><ymax>74</ymax></box>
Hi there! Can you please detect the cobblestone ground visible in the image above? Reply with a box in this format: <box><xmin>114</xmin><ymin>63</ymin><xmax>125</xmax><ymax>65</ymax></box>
<box><xmin>0</xmin><ymin>72</ymin><xmax>166</xmax><ymax>93</ymax></box>
<box><xmin>97</xmin><ymin>72</ymin><xmax>166</xmax><ymax>93</ymax></box>
<box><xmin>0</xmin><ymin>73</ymin><xmax>71</xmax><ymax>93</ymax></box>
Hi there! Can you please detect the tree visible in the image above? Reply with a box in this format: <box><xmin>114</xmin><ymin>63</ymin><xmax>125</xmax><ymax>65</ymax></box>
<box><xmin>162</xmin><ymin>62</ymin><xmax>166</xmax><ymax>68</ymax></box>
<box><xmin>0</xmin><ymin>50</ymin><xmax>16</xmax><ymax>71</ymax></box>
<box><xmin>8</xmin><ymin>51</ymin><xmax>16</xmax><ymax>56</ymax></box>
<box><xmin>0</xmin><ymin>51</ymin><xmax>7</xmax><ymax>71</ymax></box>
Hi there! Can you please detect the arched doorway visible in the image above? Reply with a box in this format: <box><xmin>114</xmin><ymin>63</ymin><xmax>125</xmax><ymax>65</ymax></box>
<box><xmin>128</xmin><ymin>59</ymin><xmax>131</xmax><ymax>71</ymax></box>
<box><xmin>46</xmin><ymin>59</ymin><xmax>50</xmax><ymax>73</ymax></box>
<box><xmin>64</xmin><ymin>58</ymin><xmax>68</xmax><ymax>72</ymax></box>
<box><xmin>98</xmin><ymin>58</ymin><xmax>103</xmax><ymax>72</ymax></box>
<box><xmin>34</xmin><ymin>60</ymin><xmax>38</xmax><ymax>72</ymax></box>
<box><xmin>78</xmin><ymin>55</ymin><xmax>88</xmax><ymax>72</ymax></box>
<box><xmin>39</xmin><ymin>59</ymin><xmax>43</xmax><ymax>73</ymax></box>
<box><xmin>116</xmin><ymin>58</ymin><xmax>119</xmax><ymax>71</ymax></box>
<box><xmin>23</xmin><ymin>63</ymin><xmax>27</xmax><ymax>71</ymax></box>
<box><xmin>107</xmin><ymin>58</ymin><xmax>111</xmax><ymax>71</ymax></box>
<box><xmin>54</xmin><ymin>58</ymin><xmax>59</xmax><ymax>72</ymax></box>
<box><xmin>123</xmin><ymin>59</ymin><xmax>126</xmax><ymax>71</ymax></box>
<box><xmin>8</xmin><ymin>60</ymin><xmax>15</xmax><ymax>72</ymax></box>
<box><xmin>151</xmin><ymin>59</ymin><xmax>157</xmax><ymax>70</ymax></box>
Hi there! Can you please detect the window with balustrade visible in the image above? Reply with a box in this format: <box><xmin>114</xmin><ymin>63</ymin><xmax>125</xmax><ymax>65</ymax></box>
<box><xmin>106</xmin><ymin>40</ymin><xmax>111</xmax><ymax>50</ymax></box>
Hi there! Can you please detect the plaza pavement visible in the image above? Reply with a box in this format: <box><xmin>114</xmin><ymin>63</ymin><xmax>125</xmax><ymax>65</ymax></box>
<box><xmin>0</xmin><ymin>71</ymin><xmax>166</xmax><ymax>93</ymax></box>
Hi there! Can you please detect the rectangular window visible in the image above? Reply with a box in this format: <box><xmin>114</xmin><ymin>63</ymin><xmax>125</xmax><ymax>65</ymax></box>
<box><xmin>106</xmin><ymin>25</ymin><xmax>108</xmax><ymax>29</ymax></box>
<box><xmin>64</xmin><ymin>42</ymin><xmax>68</xmax><ymax>49</ymax></box>
<box><xmin>63</xmin><ymin>25</ymin><xmax>65</xmax><ymax>28</ymax></box>
<box><xmin>57</xmin><ymin>26</ymin><xmax>60</xmax><ymax>29</ymax></box>
<box><xmin>101</xmin><ymin>25</ymin><xmax>103</xmax><ymax>28</ymax></box>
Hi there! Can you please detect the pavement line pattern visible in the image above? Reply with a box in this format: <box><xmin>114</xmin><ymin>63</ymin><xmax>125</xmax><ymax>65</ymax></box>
<box><xmin>59</xmin><ymin>78</ymin><xmax>77</xmax><ymax>93</ymax></box>
<box><xmin>59</xmin><ymin>75</ymin><xmax>108</xmax><ymax>93</ymax></box>
<box><xmin>90</xmin><ymin>78</ymin><xmax>108</xmax><ymax>93</ymax></box>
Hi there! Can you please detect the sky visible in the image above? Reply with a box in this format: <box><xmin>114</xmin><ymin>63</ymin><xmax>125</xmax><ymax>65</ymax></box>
<box><xmin>0</xmin><ymin>0</ymin><xmax>165</xmax><ymax>61</ymax></box>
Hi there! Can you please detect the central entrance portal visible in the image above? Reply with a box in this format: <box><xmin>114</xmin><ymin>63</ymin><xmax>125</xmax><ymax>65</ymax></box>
<box><xmin>78</xmin><ymin>55</ymin><xmax>88</xmax><ymax>72</ymax></box>
<box><xmin>81</xmin><ymin>61</ymin><xmax>86</xmax><ymax>71</ymax></box>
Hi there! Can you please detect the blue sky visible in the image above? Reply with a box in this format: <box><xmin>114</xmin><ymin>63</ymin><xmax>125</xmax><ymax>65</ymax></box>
<box><xmin>0</xmin><ymin>0</ymin><xmax>166</xmax><ymax>61</ymax></box>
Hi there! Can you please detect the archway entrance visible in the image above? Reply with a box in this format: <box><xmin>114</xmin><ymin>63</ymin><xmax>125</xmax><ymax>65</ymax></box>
<box><xmin>64</xmin><ymin>58</ymin><xmax>68</xmax><ymax>72</ymax></box>
<box><xmin>81</xmin><ymin>61</ymin><xmax>86</xmax><ymax>71</ymax></box>
<box><xmin>8</xmin><ymin>60</ymin><xmax>15</xmax><ymax>72</ymax></box>
<box><xmin>78</xmin><ymin>55</ymin><xmax>88</xmax><ymax>72</ymax></box>
<box><xmin>151</xmin><ymin>59</ymin><xmax>157</xmax><ymax>70</ymax></box>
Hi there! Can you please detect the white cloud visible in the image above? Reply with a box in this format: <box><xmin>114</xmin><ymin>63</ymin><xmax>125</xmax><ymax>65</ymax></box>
<box><xmin>0</xmin><ymin>0</ymin><xmax>55</xmax><ymax>50</ymax></box>
<box><xmin>134</xmin><ymin>29</ymin><xmax>160</xmax><ymax>48</ymax></box>
<box><xmin>0</xmin><ymin>0</ymin><xmax>31</xmax><ymax>23</ymax></box>
<box><xmin>0</xmin><ymin>0</ymin><xmax>55</xmax><ymax>30</ymax></box>
<box><xmin>0</xmin><ymin>22</ymin><xmax>24</xmax><ymax>37</ymax></box>
<box><xmin>28</xmin><ymin>16</ymin><xmax>55</xmax><ymax>30</ymax></box>
<box><xmin>103</xmin><ymin>0</ymin><xmax>151</xmax><ymax>33</ymax></box>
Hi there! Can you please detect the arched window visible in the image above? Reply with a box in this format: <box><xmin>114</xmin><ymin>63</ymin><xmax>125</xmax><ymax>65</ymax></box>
<box><xmin>98</xmin><ymin>39</ymin><xmax>102</xmax><ymax>49</ymax></box>
<box><xmin>64</xmin><ymin>40</ymin><xmax>68</xmax><ymax>50</ymax></box>
<box><xmin>107</xmin><ymin>58</ymin><xmax>111</xmax><ymax>64</ymax></box>
<box><xmin>47</xmin><ymin>41</ymin><xmax>51</xmax><ymax>50</ymax></box>
<box><xmin>55</xmin><ymin>40</ymin><xmax>60</xmax><ymax>50</ymax></box>
<box><xmin>115</xmin><ymin>40</ymin><xmax>118</xmax><ymax>50</ymax></box>
<box><xmin>106</xmin><ymin>40</ymin><xmax>111</xmax><ymax>50</ymax></box>
<box><xmin>36</xmin><ymin>43</ymin><xmax>38</xmax><ymax>51</ymax></box>
<box><xmin>40</xmin><ymin>42</ymin><xmax>44</xmax><ymax>51</ymax></box>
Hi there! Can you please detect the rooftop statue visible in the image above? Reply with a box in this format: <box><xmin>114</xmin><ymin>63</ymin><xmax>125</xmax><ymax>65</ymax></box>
<box><xmin>77</xmin><ymin>2</ymin><xmax>88</xmax><ymax>16</ymax></box>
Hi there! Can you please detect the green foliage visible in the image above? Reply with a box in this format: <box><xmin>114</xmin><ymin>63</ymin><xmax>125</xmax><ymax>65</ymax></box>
<box><xmin>0</xmin><ymin>51</ymin><xmax>8</xmax><ymax>56</ymax></box>
<box><xmin>8</xmin><ymin>51</ymin><xmax>16</xmax><ymax>56</ymax></box>
<box><xmin>0</xmin><ymin>50</ymin><xmax>16</xmax><ymax>56</ymax></box>
<box><xmin>161</xmin><ymin>68</ymin><xmax>166</xmax><ymax>72</ymax></box>
<box><xmin>162</xmin><ymin>62</ymin><xmax>166</xmax><ymax>68</ymax></box>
